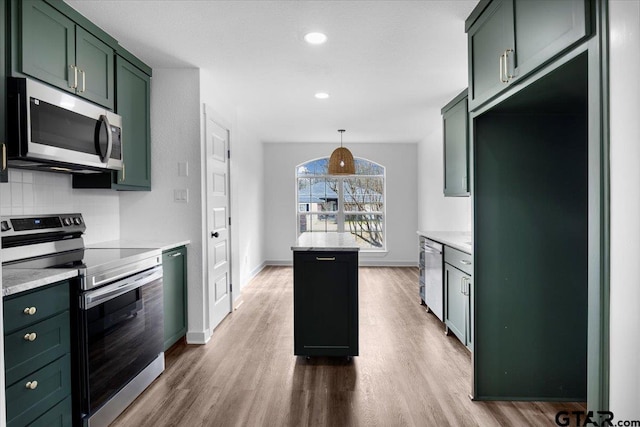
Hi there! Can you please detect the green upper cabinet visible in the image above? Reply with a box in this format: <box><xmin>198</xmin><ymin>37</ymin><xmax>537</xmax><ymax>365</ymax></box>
<box><xmin>467</xmin><ymin>0</ymin><xmax>514</xmax><ymax>112</ymax></box>
<box><xmin>18</xmin><ymin>0</ymin><xmax>114</xmax><ymax>109</ymax></box>
<box><xmin>442</xmin><ymin>90</ymin><xmax>469</xmax><ymax>197</ymax></box>
<box><xmin>113</xmin><ymin>55</ymin><xmax>151</xmax><ymax>190</ymax></box>
<box><xmin>466</xmin><ymin>0</ymin><xmax>590</xmax><ymax>111</ymax></box>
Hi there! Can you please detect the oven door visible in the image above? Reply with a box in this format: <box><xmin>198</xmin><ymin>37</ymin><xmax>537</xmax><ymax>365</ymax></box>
<box><xmin>79</xmin><ymin>265</ymin><xmax>163</xmax><ymax>418</ymax></box>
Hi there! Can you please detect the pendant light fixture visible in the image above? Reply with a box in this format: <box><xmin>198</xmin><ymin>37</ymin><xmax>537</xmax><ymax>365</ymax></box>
<box><xmin>328</xmin><ymin>129</ymin><xmax>355</xmax><ymax>175</ymax></box>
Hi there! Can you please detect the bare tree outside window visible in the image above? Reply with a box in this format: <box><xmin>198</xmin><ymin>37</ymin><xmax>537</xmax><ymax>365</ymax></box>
<box><xmin>296</xmin><ymin>157</ymin><xmax>385</xmax><ymax>250</ymax></box>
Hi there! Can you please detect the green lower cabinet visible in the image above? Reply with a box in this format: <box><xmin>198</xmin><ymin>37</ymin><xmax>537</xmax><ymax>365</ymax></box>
<box><xmin>3</xmin><ymin>281</ymin><xmax>72</xmax><ymax>427</ymax></box>
<box><xmin>6</xmin><ymin>353</ymin><xmax>71</xmax><ymax>427</ymax></box>
<box><xmin>444</xmin><ymin>263</ymin><xmax>472</xmax><ymax>350</ymax></box>
<box><xmin>163</xmin><ymin>246</ymin><xmax>187</xmax><ymax>350</ymax></box>
<box><xmin>29</xmin><ymin>395</ymin><xmax>72</xmax><ymax>427</ymax></box>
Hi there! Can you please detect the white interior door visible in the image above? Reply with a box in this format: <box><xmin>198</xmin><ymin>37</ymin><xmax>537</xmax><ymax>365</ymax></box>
<box><xmin>204</xmin><ymin>104</ymin><xmax>232</xmax><ymax>332</ymax></box>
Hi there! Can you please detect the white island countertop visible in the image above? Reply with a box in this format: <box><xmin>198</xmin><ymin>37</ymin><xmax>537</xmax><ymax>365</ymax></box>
<box><xmin>292</xmin><ymin>232</ymin><xmax>360</xmax><ymax>252</ymax></box>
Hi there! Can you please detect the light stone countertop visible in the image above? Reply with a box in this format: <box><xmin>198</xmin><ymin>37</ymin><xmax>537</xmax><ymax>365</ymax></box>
<box><xmin>417</xmin><ymin>231</ymin><xmax>472</xmax><ymax>254</ymax></box>
<box><xmin>292</xmin><ymin>232</ymin><xmax>360</xmax><ymax>252</ymax></box>
<box><xmin>87</xmin><ymin>239</ymin><xmax>191</xmax><ymax>252</ymax></box>
<box><xmin>2</xmin><ymin>268</ymin><xmax>79</xmax><ymax>298</ymax></box>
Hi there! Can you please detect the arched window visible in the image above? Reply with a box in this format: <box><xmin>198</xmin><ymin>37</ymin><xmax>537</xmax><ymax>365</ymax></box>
<box><xmin>296</xmin><ymin>157</ymin><xmax>386</xmax><ymax>251</ymax></box>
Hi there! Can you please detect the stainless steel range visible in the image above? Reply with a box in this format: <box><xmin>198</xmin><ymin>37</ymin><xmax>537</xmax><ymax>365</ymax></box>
<box><xmin>1</xmin><ymin>213</ymin><xmax>164</xmax><ymax>427</ymax></box>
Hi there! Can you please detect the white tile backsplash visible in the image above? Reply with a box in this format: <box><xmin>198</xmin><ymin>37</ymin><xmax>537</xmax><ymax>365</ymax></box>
<box><xmin>0</xmin><ymin>169</ymin><xmax>120</xmax><ymax>244</ymax></box>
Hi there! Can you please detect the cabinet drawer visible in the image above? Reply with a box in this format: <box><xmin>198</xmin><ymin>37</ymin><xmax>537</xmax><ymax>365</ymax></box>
<box><xmin>4</xmin><ymin>311</ymin><xmax>70</xmax><ymax>385</ymax></box>
<box><xmin>6</xmin><ymin>353</ymin><xmax>71</xmax><ymax>427</ymax></box>
<box><xmin>3</xmin><ymin>281</ymin><xmax>70</xmax><ymax>334</ymax></box>
<box><xmin>444</xmin><ymin>246</ymin><xmax>472</xmax><ymax>275</ymax></box>
<box><xmin>27</xmin><ymin>395</ymin><xmax>72</xmax><ymax>427</ymax></box>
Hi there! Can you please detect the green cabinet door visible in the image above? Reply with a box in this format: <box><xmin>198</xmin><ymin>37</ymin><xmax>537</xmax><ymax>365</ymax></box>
<box><xmin>444</xmin><ymin>264</ymin><xmax>466</xmax><ymax>344</ymax></box>
<box><xmin>442</xmin><ymin>90</ymin><xmax>469</xmax><ymax>197</ymax></box>
<box><xmin>513</xmin><ymin>0</ymin><xmax>589</xmax><ymax>79</ymax></box>
<box><xmin>114</xmin><ymin>55</ymin><xmax>151</xmax><ymax>190</ymax></box>
<box><xmin>20</xmin><ymin>0</ymin><xmax>75</xmax><ymax>94</ymax></box>
<box><xmin>467</xmin><ymin>0</ymin><xmax>514</xmax><ymax>110</ymax></box>
<box><xmin>75</xmin><ymin>26</ymin><xmax>114</xmax><ymax>109</ymax></box>
<box><xmin>465</xmin><ymin>275</ymin><xmax>473</xmax><ymax>351</ymax></box>
<box><xmin>163</xmin><ymin>246</ymin><xmax>187</xmax><ymax>350</ymax></box>
<box><xmin>19</xmin><ymin>0</ymin><xmax>115</xmax><ymax>108</ymax></box>
<box><xmin>1</xmin><ymin>0</ymin><xmax>7</xmax><ymax>183</ymax></box>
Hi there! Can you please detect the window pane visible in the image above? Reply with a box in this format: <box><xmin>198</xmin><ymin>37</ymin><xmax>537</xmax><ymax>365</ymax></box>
<box><xmin>345</xmin><ymin>214</ymin><xmax>384</xmax><ymax>248</ymax></box>
<box><xmin>298</xmin><ymin>213</ymin><xmax>338</xmax><ymax>233</ymax></box>
<box><xmin>343</xmin><ymin>177</ymin><xmax>384</xmax><ymax>212</ymax></box>
<box><xmin>354</xmin><ymin>158</ymin><xmax>384</xmax><ymax>175</ymax></box>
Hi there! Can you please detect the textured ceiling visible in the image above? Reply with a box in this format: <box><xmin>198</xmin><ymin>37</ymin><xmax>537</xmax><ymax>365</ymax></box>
<box><xmin>65</xmin><ymin>0</ymin><xmax>478</xmax><ymax>144</ymax></box>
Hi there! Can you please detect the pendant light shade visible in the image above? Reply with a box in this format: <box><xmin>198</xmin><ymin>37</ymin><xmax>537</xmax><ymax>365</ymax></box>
<box><xmin>328</xmin><ymin>129</ymin><xmax>355</xmax><ymax>174</ymax></box>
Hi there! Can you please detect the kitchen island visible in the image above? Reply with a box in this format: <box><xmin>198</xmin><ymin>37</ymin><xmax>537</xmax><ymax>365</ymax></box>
<box><xmin>291</xmin><ymin>232</ymin><xmax>359</xmax><ymax>357</ymax></box>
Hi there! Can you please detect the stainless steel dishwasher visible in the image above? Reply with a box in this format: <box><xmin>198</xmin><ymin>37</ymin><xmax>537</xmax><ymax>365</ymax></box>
<box><xmin>423</xmin><ymin>239</ymin><xmax>444</xmax><ymax>321</ymax></box>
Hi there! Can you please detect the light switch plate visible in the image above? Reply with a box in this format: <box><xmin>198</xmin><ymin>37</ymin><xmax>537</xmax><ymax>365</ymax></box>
<box><xmin>174</xmin><ymin>189</ymin><xmax>189</xmax><ymax>203</ymax></box>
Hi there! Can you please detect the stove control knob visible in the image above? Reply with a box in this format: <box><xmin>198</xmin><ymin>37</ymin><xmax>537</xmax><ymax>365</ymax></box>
<box><xmin>63</xmin><ymin>218</ymin><xmax>72</xmax><ymax>226</ymax></box>
<box><xmin>74</xmin><ymin>217</ymin><xmax>83</xmax><ymax>225</ymax></box>
<box><xmin>1</xmin><ymin>220</ymin><xmax>10</xmax><ymax>231</ymax></box>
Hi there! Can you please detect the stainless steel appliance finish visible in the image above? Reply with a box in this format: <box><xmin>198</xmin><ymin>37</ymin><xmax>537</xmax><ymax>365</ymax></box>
<box><xmin>0</xmin><ymin>213</ymin><xmax>164</xmax><ymax>427</ymax></box>
<box><xmin>7</xmin><ymin>77</ymin><xmax>123</xmax><ymax>173</ymax></box>
<box><xmin>423</xmin><ymin>239</ymin><xmax>444</xmax><ymax>321</ymax></box>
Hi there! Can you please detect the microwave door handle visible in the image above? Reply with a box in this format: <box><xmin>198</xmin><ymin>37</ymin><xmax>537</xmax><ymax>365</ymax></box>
<box><xmin>100</xmin><ymin>114</ymin><xmax>113</xmax><ymax>164</ymax></box>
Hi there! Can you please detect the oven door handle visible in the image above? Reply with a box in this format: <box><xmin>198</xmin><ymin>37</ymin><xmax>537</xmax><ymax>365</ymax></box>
<box><xmin>82</xmin><ymin>266</ymin><xmax>163</xmax><ymax>310</ymax></box>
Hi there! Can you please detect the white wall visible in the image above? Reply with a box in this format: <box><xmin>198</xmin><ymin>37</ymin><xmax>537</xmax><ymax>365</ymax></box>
<box><xmin>200</xmin><ymin>70</ymin><xmax>265</xmax><ymax>295</ymax></box>
<box><xmin>0</xmin><ymin>169</ymin><xmax>120</xmax><ymax>244</ymax></box>
<box><xmin>120</xmin><ymin>68</ymin><xmax>265</xmax><ymax>343</ymax></box>
<box><xmin>417</xmin><ymin>129</ymin><xmax>471</xmax><ymax>233</ymax></box>
<box><xmin>119</xmin><ymin>68</ymin><xmax>209</xmax><ymax>341</ymax></box>
<box><xmin>609</xmin><ymin>0</ymin><xmax>640</xmax><ymax>419</ymax></box>
<box><xmin>264</xmin><ymin>142</ymin><xmax>418</xmax><ymax>265</ymax></box>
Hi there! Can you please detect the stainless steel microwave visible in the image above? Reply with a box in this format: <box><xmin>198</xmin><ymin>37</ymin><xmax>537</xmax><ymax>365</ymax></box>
<box><xmin>7</xmin><ymin>77</ymin><xmax>123</xmax><ymax>174</ymax></box>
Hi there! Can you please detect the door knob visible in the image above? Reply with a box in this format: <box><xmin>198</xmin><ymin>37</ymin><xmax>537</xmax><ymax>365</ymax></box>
<box><xmin>211</xmin><ymin>231</ymin><xmax>219</xmax><ymax>238</ymax></box>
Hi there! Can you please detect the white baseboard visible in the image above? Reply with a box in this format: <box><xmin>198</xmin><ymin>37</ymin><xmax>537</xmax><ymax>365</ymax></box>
<box><xmin>186</xmin><ymin>330</ymin><xmax>210</xmax><ymax>345</ymax></box>
<box><xmin>265</xmin><ymin>260</ymin><xmax>417</xmax><ymax>267</ymax></box>
<box><xmin>248</xmin><ymin>261</ymin><xmax>267</xmax><ymax>279</ymax></box>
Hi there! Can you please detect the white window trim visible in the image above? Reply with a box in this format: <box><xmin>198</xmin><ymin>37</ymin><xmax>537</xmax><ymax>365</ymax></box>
<box><xmin>295</xmin><ymin>159</ymin><xmax>387</xmax><ymax>252</ymax></box>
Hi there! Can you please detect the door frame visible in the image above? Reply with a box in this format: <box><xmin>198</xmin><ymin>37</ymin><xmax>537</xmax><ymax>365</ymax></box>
<box><xmin>203</xmin><ymin>103</ymin><xmax>233</xmax><ymax>334</ymax></box>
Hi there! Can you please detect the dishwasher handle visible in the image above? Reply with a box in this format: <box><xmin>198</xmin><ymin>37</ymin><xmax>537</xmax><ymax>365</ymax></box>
<box><xmin>423</xmin><ymin>246</ymin><xmax>442</xmax><ymax>255</ymax></box>
<box><xmin>82</xmin><ymin>266</ymin><xmax>163</xmax><ymax>310</ymax></box>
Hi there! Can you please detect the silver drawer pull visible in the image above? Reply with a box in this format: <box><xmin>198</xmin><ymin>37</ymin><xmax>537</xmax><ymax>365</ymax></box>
<box><xmin>459</xmin><ymin>260</ymin><xmax>472</xmax><ymax>266</ymax></box>
<box><xmin>25</xmin><ymin>381</ymin><xmax>38</xmax><ymax>390</ymax></box>
<box><xmin>23</xmin><ymin>307</ymin><xmax>37</xmax><ymax>316</ymax></box>
<box><xmin>170</xmin><ymin>252</ymin><xmax>182</xmax><ymax>257</ymax></box>
<box><xmin>23</xmin><ymin>333</ymin><xmax>37</xmax><ymax>342</ymax></box>
<box><xmin>316</xmin><ymin>257</ymin><xmax>336</xmax><ymax>261</ymax></box>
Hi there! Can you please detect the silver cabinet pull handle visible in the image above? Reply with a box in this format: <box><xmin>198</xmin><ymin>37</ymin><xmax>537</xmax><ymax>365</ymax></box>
<box><xmin>316</xmin><ymin>257</ymin><xmax>336</xmax><ymax>261</ymax></box>
<box><xmin>2</xmin><ymin>143</ymin><xmax>6</xmax><ymax>171</ymax></box>
<box><xmin>499</xmin><ymin>52</ymin><xmax>505</xmax><ymax>83</ymax></box>
<box><xmin>23</xmin><ymin>307</ymin><xmax>37</xmax><ymax>315</ymax></box>
<box><xmin>24</xmin><ymin>332</ymin><xmax>37</xmax><ymax>342</ymax></box>
<box><xmin>79</xmin><ymin>69</ymin><xmax>86</xmax><ymax>93</ymax></box>
<box><xmin>504</xmin><ymin>49</ymin><xmax>514</xmax><ymax>81</ymax></box>
<box><xmin>459</xmin><ymin>260</ymin><xmax>472</xmax><ymax>266</ymax></box>
<box><xmin>69</xmin><ymin>65</ymin><xmax>78</xmax><ymax>89</ymax></box>
<box><xmin>170</xmin><ymin>252</ymin><xmax>182</xmax><ymax>257</ymax></box>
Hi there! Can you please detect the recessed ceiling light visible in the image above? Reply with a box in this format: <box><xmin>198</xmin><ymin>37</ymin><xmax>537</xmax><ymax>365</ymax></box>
<box><xmin>315</xmin><ymin>92</ymin><xmax>330</xmax><ymax>99</ymax></box>
<box><xmin>304</xmin><ymin>32</ymin><xmax>327</xmax><ymax>45</ymax></box>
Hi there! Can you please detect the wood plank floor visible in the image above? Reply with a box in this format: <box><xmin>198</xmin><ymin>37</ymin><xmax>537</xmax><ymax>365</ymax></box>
<box><xmin>112</xmin><ymin>266</ymin><xmax>586</xmax><ymax>427</ymax></box>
